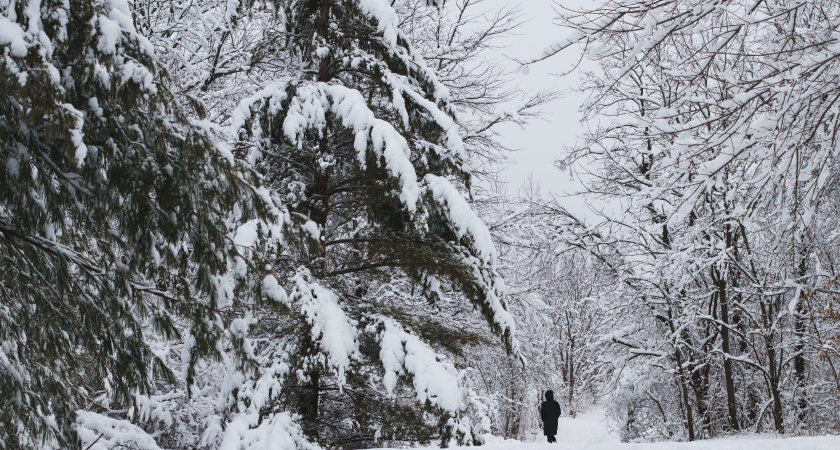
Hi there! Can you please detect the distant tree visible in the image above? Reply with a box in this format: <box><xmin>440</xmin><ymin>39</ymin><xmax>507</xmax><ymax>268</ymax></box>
<box><xmin>530</xmin><ymin>0</ymin><xmax>840</xmax><ymax>439</ymax></box>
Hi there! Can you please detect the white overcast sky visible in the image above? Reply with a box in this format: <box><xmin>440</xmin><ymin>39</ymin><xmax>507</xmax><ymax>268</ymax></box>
<box><xmin>479</xmin><ymin>0</ymin><xmax>597</xmax><ymax>215</ymax></box>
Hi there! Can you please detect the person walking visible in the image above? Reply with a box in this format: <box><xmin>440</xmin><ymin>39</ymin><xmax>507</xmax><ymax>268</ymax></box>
<box><xmin>540</xmin><ymin>390</ymin><xmax>562</xmax><ymax>443</ymax></box>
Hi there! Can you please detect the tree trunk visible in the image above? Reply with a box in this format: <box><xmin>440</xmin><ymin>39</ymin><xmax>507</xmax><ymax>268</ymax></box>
<box><xmin>760</xmin><ymin>299</ymin><xmax>785</xmax><ymax>434</ymax></box>
<box><xmin>794</xmin><ymin>256</ymin><xmax>808</xmax><ymax>424</ymax></box>
<box><xmin>674</xmin><ymin>348</ymin><xmax>696</xmax><ymax>441</ymax></box>
<box><xmin>691</xmin><ymin>362</ymin><xmax>711</xmax><ymax>437</ymax></box>
<box><xmin>568</xmin><ymin>338</ymin><xmax>576</xmax><ymax>417</ymax></box>
<box><xmin>766</xmin><ymin>339</ymin><xmax>785</xmax><ymax>434</ymax></box>
<box><xmin>713</xmin><ymin>266</ymin><xmax>741</xmax><ymax>431</ymax></box>
<box><xmin>662</xmin><ymin>304</ymin><xmax>695</xmax><ymax>441</ymax></box>
<box><xmin>299</xmin><ymin>369</ymin><xmax>321</xmax><ymax>438</ymax></box>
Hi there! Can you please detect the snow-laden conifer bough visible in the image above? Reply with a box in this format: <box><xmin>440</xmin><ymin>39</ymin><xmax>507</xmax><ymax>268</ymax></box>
<box><xmin>1</xmin><ymin>0</ymin><xmax>526</xmax><ymax>448</ymax></box>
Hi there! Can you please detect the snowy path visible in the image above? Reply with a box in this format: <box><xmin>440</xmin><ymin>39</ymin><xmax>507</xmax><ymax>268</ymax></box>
<box><xmin>555</xmin><ymin>407</ymin><xmax>619</xmax><ymax>446</ymax></box>
<box><xmin>386</xmin><ymin>408</ymin><xmax>840</xmax><ymax>449</ymax></box>
<box><xmin>478</xmin><ymin>407</ymin><xmax>622</xmax><ymax>449</ymax></box>
<box><xmin>479</xmin><ymin>408</ymin><xmax>840</xmax><ymax>449</ymax></box>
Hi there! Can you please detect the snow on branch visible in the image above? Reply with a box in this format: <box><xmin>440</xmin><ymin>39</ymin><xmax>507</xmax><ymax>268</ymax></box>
<box><xmin>219</xmin><ymin>412</ymin><xmax>321</xmax><ymax>450</ymax></box>
<box><xmin>421</xmin><ymin>175</ymin><xmax>519</xmax><ymax>354</ymax></box>
<box><xmin>368</xmin><ymin>316</ymin><xmax>462</xmax><ymax>412</ymax></box>
<box><xmin>423</xmin><ymin>174</ymin><xmax>495</xmax><ymax>265</ymax></box>
<box><xmin>291</xmin><ymin>268</ymin><xmax>360</xmax><ymax>387</ymax></box>
<box><xmin>390</xmin><ymin>77</ymin><xmax>465</xmax><ymax>157</ymax></box>
<box><xmin>0</xmin><ymin>16</ymin><xmax>28</xmax><ymax>57</ymax></box>
<box><xmin>523</xmin><ymin>13</ymin><xmax>625</xmax><ymax>65</ymax></box>
<box><xmin>76</xmin><ymin>411</ymin><xmax>163</xmax><ymax>450</ymax></box>
<box><xmin>353</xmin><ymin>0</ymin><xmax>451</xmax><ymax>102</ymax></box>
<box><xmin>231</xmin><ymin>80</ymin><xmax>423</xmax><ymax>212</ymax></box>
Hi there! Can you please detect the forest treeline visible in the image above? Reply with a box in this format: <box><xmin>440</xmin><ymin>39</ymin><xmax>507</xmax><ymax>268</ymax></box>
<box><xmin>517</xmin><ymin>0</ymin><xmax>840</xmax><ymax>442</ymax></box>
<box><xmin>2</xmin><ymin>0</ymin><xmax>840</xmax><ymax>449</ymax></box>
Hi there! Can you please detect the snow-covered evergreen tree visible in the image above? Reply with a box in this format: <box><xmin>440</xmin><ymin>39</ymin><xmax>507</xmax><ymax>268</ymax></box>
<box><xmin>226</xmin><ymin>0</ymin><xmax>520</xmax><ymax>446</ymax></box>
<box><xmin>0</xmin><ymin>1</ymin><xmax>286</xmax><ymax>447</ymax></box>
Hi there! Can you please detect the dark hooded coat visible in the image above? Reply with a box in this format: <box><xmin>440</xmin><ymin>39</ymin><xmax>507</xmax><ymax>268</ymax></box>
<box><xmin>540</xmin><ymin>391</ymin><xmax>561</xmax><ymax>436</ymax></box>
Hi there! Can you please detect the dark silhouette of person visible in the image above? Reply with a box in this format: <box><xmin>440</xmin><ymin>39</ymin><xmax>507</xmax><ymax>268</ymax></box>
<box><xmin>540</xmin><ymin>390</ymin><xmax>562</xmax><ymax>443</ymax></box>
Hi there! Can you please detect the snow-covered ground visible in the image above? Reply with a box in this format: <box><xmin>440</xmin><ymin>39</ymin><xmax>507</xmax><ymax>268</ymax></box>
<box><xmin>387</xmin><ymin>408</ymin><xmax>840</xmax><ymax>449</ymax></box>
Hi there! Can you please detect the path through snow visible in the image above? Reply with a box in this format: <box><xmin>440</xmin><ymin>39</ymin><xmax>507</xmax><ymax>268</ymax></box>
<box><xmin>481</xmin><ymin>408</ymin><xmax>839</xmax><ymax>449</ymax></box>
<box><xmin>386</xmin><ymin>408</ymin><xmax>840</xmax><ymax>449</ymax></box>
<box><xmin>555</xmin><ymin>407</ymin><xmax>618</xmax><ymax>446</ymax></box>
